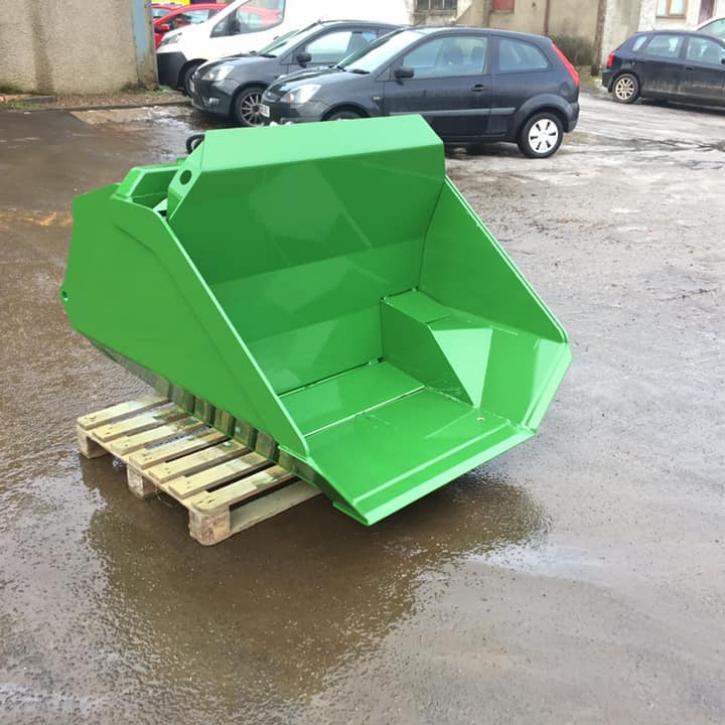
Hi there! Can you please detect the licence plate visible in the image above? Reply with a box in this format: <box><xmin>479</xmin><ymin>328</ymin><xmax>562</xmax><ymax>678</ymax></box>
<box><xmin>260</xmin><ymin>103</ymin><xmax>270</xmax><ymax>118</ymax></box>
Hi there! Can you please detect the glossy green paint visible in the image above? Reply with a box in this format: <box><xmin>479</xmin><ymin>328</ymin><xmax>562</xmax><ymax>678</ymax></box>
<box><xmin>62</xmin><ymin>116</ymin><xmax>570</xmax><ymax>525</ymax></box>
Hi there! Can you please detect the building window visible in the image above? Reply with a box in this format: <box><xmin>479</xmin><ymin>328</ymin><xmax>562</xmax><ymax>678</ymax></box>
<box><xmin>656</xmin><ymin>0</ymin><xmax>687</xmax><ymax>17</ymax></box>
<box><xmin>415</xmin><ymin>0</ymin><xmax>457</xmax><ymax>12</ymax></box>
<box><xmin>492</xmin><ymin>0</ymin><xmax>515</xmax><ymax>11</ymax></box>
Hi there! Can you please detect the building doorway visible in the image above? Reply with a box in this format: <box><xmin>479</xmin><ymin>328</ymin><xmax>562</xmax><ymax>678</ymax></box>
<box><xmin>699</xmin><ymin>0</ymin><xmax>715</xmax><ymax>23</ymax></box>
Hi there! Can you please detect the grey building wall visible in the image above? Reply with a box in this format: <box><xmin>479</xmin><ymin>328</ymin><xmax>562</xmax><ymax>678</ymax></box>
<box><xmin>0</xmin><ymin>0</ymin><xmax>156</xmax><ymax>94</ymax></box>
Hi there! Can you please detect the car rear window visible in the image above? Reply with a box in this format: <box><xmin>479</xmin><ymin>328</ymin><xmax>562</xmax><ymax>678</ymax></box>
<box><xmin>644</xmin><ymin>34</ymin><xmax>684</xmax><ymax>58</ymax></box>
<box><xmin>631</xmin><ymin>35</ymin><xmax>648</xmax><ymax>51</ymax></box>
<box><xmin>498</xmin><ymin>38</ymin><xmax>549</xmax><ymax>72</ymax></box>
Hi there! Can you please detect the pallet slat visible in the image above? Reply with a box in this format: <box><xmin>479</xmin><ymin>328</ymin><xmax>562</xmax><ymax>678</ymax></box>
<box><xmin>77</xmin><ymin>394</ymin><xmax>167</xmax><ymax>430</ymax></box>
<box><xmin>128</xmin><ymin>428</ymin><xmax>228</xmax><ymax>471</ymax></box>
<box><xmin>107</xmin><ymin>417</ymin><xmax>206</xmax><ymax>459</ymax></box>
<box><xmin>166</xmin><ymin>451</ymin><xmax>269</xmax><ymax>500</ymax></box>
<box><xmin>144</xmin><ymin>438</ymin><xmax>246</xmax><ymax>484</ymax></box>
<box><xmin>186</xmin><ymin>464</ymin><xmax>294</xmax><ymax>514</ymax></box>
<box><xmin>92</xmin><ymin>404</ymin><xmax>185</xmax><ymax>442</ymax></box>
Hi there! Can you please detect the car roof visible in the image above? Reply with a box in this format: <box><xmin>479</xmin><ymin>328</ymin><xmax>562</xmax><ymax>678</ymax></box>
<box><xmin>639</xmin><ymin>29</ymin><xmax>724</xmax><ymax>39</ymax></box>
<box><xmin>410</xmin><ymin>25</ymin><xmax>552</xmax><ymax>44</ymax></box>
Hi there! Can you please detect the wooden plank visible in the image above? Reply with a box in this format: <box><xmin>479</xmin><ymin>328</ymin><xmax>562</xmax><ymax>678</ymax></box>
<box><xmin>107</xmin><ymin>417</ymin><xmax>205</xmax><ymax>459</ymax></box>
<box><xmin>188</xmin><ymin>480</ymin><xmax>319</xmax><ymax>546</ymax></box>
<box><xmin>230</xmin><ymin>481</ymin><xmax>320</xmax><ymax>535</ymax></box>
<box><xmin>185</xmin><ymin>464</ymin><xmax>293</xmax><ymax>514</ymax></box>
<box><xmin>77</xmin><ymin>394</ymin><xmax>167</xmax><ymax>431</ymax></box>
<box><xmin>166</xmin><ymin>451</ymin><xmax>268</xmax><ymax>500</ymax></box>
<box><xmin>145</xmin><ymin>438</ymin><xmax>247</xmax><ymax>485</ymax></box>
<box><xmin>127</xmin><ymin>428</ymin><xmax>228</xmax><ymax>471</ymax></box>
<box><xmin>91</xmin><ymin>403</ymin><xmax>185</xmax><ymax>443</ymax></box>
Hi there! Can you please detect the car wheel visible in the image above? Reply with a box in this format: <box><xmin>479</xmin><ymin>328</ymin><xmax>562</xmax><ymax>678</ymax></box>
<box><xmin>181</xmin><ymin>62</ymin><xmax>202</xmax><ymax>96</ymax></box>
<box><xmin>233</xmin><ymin>86</ymin><xmax>266</xmax><ymax>128</ymax></box>
<box><xmin>612</xmin><ymin>73</ymin><xmax>640</xmax><ymax>104</ymax></box>
<box><xmin>518</xmin><ymin>113</ymin><xmax>564</xmax><ymax>159</ymax></box>
<box><xmin>326</xmin><ymin>110</ymin><xmax>364</xmax><ymax>121</ymax></box>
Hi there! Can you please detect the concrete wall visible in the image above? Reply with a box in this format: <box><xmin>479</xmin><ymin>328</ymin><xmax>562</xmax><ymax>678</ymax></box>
<box><xmin>486</xmin><ymin>0</ymin><xmax>598</xmax><ymax>37</ymax></box>
<box><xmin>0</xmin><ymin>0</ymin><xmax>156</xmax><ymax>94</ymax></box>
<box><xmin>601</xmin><ymin>0</ymin><xmax>644</xmax><ymax>61</ymax></box>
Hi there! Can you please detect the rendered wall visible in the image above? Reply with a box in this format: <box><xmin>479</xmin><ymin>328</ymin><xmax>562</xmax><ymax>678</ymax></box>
<box><xmin>0</xmin><ymin>0</ymin><xmax>156</xmax><ymax>94</ymax></box>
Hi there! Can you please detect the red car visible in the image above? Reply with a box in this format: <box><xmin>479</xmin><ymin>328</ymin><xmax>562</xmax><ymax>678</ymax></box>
<box><xmin>153</xmin><ymin>4</ymin><xmax>226</xmax><ymax>49</ymax></box>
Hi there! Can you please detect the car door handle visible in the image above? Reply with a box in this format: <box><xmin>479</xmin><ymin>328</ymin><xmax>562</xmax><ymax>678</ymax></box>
<box><xmin>472</xmin><ymin>84</ymin><xmax>486</xmax><ymax>92</ymax></box>
<box><xmin>684</xmin><ymin>66</ymin><xmax>695</xmax><ymax>71</ymax></box>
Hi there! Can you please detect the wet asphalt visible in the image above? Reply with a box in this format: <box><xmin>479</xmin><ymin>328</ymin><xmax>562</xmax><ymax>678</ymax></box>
<box><xmin>1</xmin><ymin>94</ymin><xmax>724</xmax><ymax>724</ymax></box>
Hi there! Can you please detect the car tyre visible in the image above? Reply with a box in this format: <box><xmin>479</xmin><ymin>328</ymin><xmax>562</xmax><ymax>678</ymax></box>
<box><xmin>325</xmin><ymin>109</ymin><xmax>364</xmax><ymax>121</ymax></box>
<box><xmin>232</xmin><ymin>86</ymin><xmax>267</xmax><ymax>128</ymax></box>
<box><xmin>612</xmin><ymin>73</ymin><xmax>640</xmax><ymax>104</ymax></box>
<box><xmin>181</xmin><ymin>62</ymin><xmax>202</xmax><ymax>96</ymax></box>
<box><xmin>518</xmin><ymin>112</ymin><xmax>564</xmax><ymax>159</ymax></box>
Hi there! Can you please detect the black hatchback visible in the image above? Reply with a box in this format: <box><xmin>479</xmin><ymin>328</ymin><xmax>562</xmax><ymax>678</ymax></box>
<box><xmin>261</xmin><ymin>27</ymin><xmax>580</xmax><ymax>158</ymax></box>
<box><xmin>602</xmin><ymin>31</ymin><xmax>725</xmax><ymax>107</ymax></box>
<box><xmin>189</xmin><ymin>21</ymin><xmax>398</xmax><ymax>126</ymax></box>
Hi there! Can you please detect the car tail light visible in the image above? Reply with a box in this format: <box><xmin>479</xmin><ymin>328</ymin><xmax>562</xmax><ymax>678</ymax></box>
<box><xmin>607</xmin><ymin>52</ymin><xmax>615</xmax><ymax>69</ymax></box>
<box><xmin>552</xmin><ymin>44</ymin><xmax>580</xmax><ymax>88</ymax></box>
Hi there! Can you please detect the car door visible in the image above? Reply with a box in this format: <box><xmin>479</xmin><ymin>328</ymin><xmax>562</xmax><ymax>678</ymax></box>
<box><xmin>638</xmin><ymin>33</ymin><xmax>686</xmax><ymax>98</ymax></box>
<box><xmin>381</xmin><ymin>34</ymin><xmax>492</xmax><ymax>141</ymax></box>
<box><xmin>489</xmin><ymin>36</ymin><xmax>554</xmax><ymax>138</ymax></box>
<box><xmin>289</xmin><ymin>28</ymin><xmax>380</xmax><ymax>73</ymax></box>
<box><xmin>681</xmin><ymin>35</ymin><xmax>725</xmax><ymax>105</ymax></box>
<box><xmin>208</xmin><ymin>0</ymin><xmax>285</xmax><ymax>58</ymax></box>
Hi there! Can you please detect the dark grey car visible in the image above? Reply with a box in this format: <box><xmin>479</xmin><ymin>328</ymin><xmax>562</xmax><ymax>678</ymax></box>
<box><xmin>261</xmin><ymin>27</ymin><xmax>580</xmax><ymax>158</ymax></box>
<box><xmin>189</xmin><ymin>20</ymin><xmax>397</xmax><ymax>126</ymax></box>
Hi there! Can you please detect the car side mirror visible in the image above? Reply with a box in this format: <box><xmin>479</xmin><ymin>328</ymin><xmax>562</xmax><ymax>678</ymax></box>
<box><xmin>394</xmin><ymin>66</ymin><xmax>415</xmax><ymax>80</ymax></box>
<box><xmin>157</xmin><ymin>23</ymin><xmax>171</xmax><ymax>33</ymax></box>
<box><xmin>296</xmin><ymin>51</ymin><xmax>312</xmax><ymax>66</ymax></box>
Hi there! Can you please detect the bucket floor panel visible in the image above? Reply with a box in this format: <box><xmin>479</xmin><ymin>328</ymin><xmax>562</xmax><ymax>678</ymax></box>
<box><xmin>281</xmin><ymin>361</ymin><xmax>423</xmax><ymax>436</ymax></box>
<box><xmin>306</xmin><ymin>389</ymin><xmax>530</xmax><ymax>524</ymax></box>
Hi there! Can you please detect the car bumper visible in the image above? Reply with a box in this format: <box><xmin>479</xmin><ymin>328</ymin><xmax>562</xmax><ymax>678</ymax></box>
<box><xmin>601</xmin><ymin>70</ymin><xmax>614</xmax><ymax>89</ymax></box>
<box><xmin>157</xmin><ymin>51</ymin><xmax>186</xmax><ymax>89</ymax></box>
<box><xmin>265</xmin><ymin>100</ymin><xmax>328</xmax><ymax>125</ymax></box>
<box><xmin>189</xmin><ymin>77</ymin><xmax>234</xmax><ymax>118</ymax></box>
<box><xmin>566</xmin><ymin>101</ymin><xmax>580</xmax><ymax>132</ymax></box>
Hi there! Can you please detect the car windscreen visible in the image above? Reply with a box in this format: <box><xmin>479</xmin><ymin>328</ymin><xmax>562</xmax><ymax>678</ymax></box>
<box><xmin>257</xmin><ymin>23</ymin><xmax>319</xmax><ymax>57</ymax></box>
<box><xmin>338</xmin><ymin>29</ymin><xmax>424</xmax><ymax>74</ymax></box>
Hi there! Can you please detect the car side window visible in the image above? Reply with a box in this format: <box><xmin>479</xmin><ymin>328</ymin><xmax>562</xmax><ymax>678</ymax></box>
<box><xmin>686</xmin><ymin>36</ymin><xmax>725</xmax><ymax>65</ymax></box>
<box><xmin>211</xmin><ymin>0</ymin><xmax>284</xmax><ymax>37</ymax></box>
<box><xmin>498</xmin><ymin>38</ymin><xmax>549</xmax><ymax>72</ymax></box>
<box><xmin>700</xmin><ymin>18</ymin><xmax>725</xmax><ymax>38</ymax></box>
<box><xmin>169</xmin><ymin>11</ymin><xmax>210</xmax><ymax>30</ymax></box>
<box><xmin>402</xmin><ymin>36</ymin><xmax>488</xmax><ymax>79</ymax></box>
<box><xmin>305</xmin><ymin>31</ymin><xmax>377</xmax><ymax>64</ymax></box>
<box><xmin>644</xmin><ymin>34</ymin><xmax>684</xmax><ymax>58</ymax></box>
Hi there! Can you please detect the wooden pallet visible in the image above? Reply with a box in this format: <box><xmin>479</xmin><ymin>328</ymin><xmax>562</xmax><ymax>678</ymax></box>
<box><xmin>77</xmin><ymin>395</ymin><xmax>320</xmax><ymax>545</ymax></box>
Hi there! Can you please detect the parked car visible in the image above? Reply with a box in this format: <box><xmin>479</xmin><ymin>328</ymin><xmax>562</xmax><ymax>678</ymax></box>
<box><xmin>698</xmin><ymin>15</ymin><xmax>725</xmax><ymax>38</ymax></box>
<box><xmin>602</xmin><ymin>31</ymin><xmax>725</xmax><ymax>107</ymax></box>
<box><xmin>261</xmin><ymin>27</ymin><xmax>580</xmax><ymax>159</ymax></box>
<box><xmin>190</xmin><ymin>21</ymin><xmax>399</xmax><ymax>126</ymax></box>
<box><xmin>152</xmin><ymin>3</ymin><xmax>182</xmax><ymax>20</ymax></box>
<box><xmin>154</xmin><ymin>4</ymin><xmax>226</xmax><ymax>49</ymax></box>
<box><xmin>157</xmin><ymin>0</ymin><xmax>408</xmax><ymax>94</ymax></box>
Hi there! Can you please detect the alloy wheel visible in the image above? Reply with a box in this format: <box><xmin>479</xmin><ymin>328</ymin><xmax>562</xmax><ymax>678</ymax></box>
<box><xmin>615</xmin><ymin>76</ymin><xmax>636</xmax><ymax>102</ymax></box>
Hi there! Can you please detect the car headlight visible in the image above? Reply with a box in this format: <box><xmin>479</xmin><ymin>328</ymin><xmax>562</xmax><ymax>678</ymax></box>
<box><xmin>159</xmin><ymin>33</ymin><xmax>180</xmax><ymax>48</ymax></box>
<box><xmin>203</xmin><ymin>63</ymin><xmax>235</xmax><ymax>82</ymax></box>
<box><xmin>281</xmin><ymin>84</ymin><xmax>321</xmax><ymax>105</ymax></box>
